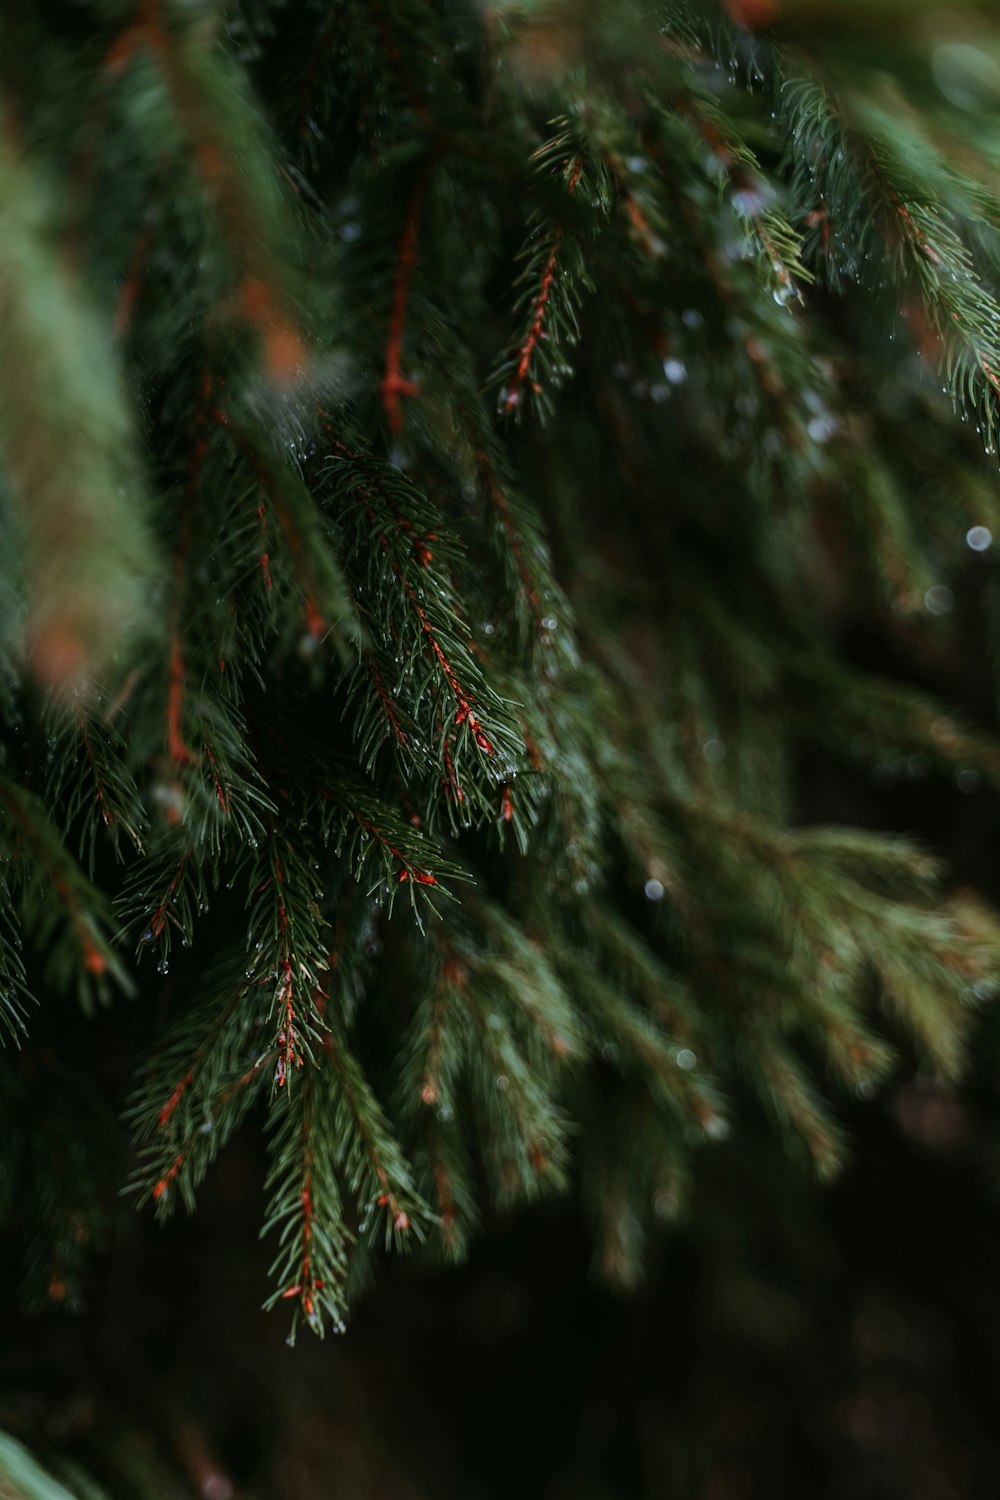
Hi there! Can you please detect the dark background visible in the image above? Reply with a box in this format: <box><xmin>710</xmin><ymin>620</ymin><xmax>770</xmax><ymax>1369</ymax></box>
<box><xmin>5</xmin><ymin>1056</ymin><xmax>1000</xmax><ymax>1499</ymax></box>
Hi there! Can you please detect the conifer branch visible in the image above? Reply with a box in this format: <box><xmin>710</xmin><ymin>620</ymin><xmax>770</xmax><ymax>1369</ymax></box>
<box><xmin>102</xmin><ymin>2</ymin><xmax>308</xmax><ymax>381</ymax></box>
<box><xmin>8</xmin><ymin>0</ymin><xmax>1000</xmax><ymax>1351</ymax></box>
<box><xmin>323</xmin><ymin>447</ymin><xmax>526</xmax><ymax>825</ymax></box>
<box><xmin>493</xmin><ymin>132</ymin><xmax>599</xmax><ymax>421</ymax></box>
<box><xmin>0</xmin><ymin>776</ymin><xmax>127</xmax><ymax>1005</ymax></box>
<box><xmin>0</xmin><ymin>139</ymin><xmax>157</xmax><ymax>699</ymax></box>
<box><xmin>0</xmin><ymin>868</ymin><xmax>30</xmax><ymax>1044</ymax></box>
<box><xmin>127</xmin><ymin>955</ymin><xmax>272</xmax><ymax>1212</ymax></box>
<box><xmin>381</xmin><ymin>168</ymin><xmax>427</xmax><ymax>433</ymax></box>
<box><xmin>263</xmin><ymin>1066</ymin><xmax>351</xmax><ymax>1341</ymax></box>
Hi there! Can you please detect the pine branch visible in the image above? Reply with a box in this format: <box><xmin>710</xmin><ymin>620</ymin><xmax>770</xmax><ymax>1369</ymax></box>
<box><xmin>126</xmin><ymin>951</ymin><xmax>273</xmax><ymax>1213</ymax></box>
<box><xmin>396</xmin><ymin>949</ymin><xmax>480</xmax><ymax>1259</ymax></box>
<box><xmin>579</xmin><ymin>1088</ymin><xmax>690</xmax><ymax>1287</ymax></box>
<box><xmin>243</xmin><ymin>828</ymin><xmax>329</xmax><ymax>1082</ymax></box>
<box><xmin>318</xmin><ymin>1011</ymin><xmax>427</xmax><ymax>1247</ymax></box>
<box><xmin>0</xmin><ymin>138</ymin><xmax>157</xmax><ymax>699</ymax></box>
<box><xmin>321</xmin><ymin>446</ymin><xmax>527</xmax><ymax>828</ymax></box>
<box><xmin>121</xmin><ymin>841</ymin><xmax>212</xmax><ymax>961</ymax></box>
<box><xmin>738</xmin><ymin>1021</ymin><xmax>846</xmax><ymax>1179</ymax></box>
<box><xmin>8</xmin><ymin>0</ymin><xmax>1000</xmax><ymax>1347</ymax></box>
<box><xmin>380</xmin><ymin>166</ymin><xmax>428</xmax><ymax>434</ymax></box>
<box><xmin>43</xmin><ymin>709</ymin><xmax>146</xmax><ymax>876</ymax></box>
<box><xmin>262</xmin><ymin>1063</ymin><xmax>351</xmax><ymax>1342</ymax></box>
<box><xmin>100</xmin><ymin>0</ymin><xmax>309</xmax><ymax>382</ymax></box>
<box><xmin>0</xmin><ymin>774</ymin><xmax>129</xmax><ymax>1009</ymax></box>
<box><xmin>492</xmin><ymin>129</ymin><xmax>606</xmax><ymax>422</ymax></box>
<box><xmin>0</xmin><ymin>866</ymin><xmax>30</xmax><ymax>1044</ymax></box>
<box><xmin>567</xmin><ymin>955</ymin><xmax>727</xmax><ymax>1141</ymax></box>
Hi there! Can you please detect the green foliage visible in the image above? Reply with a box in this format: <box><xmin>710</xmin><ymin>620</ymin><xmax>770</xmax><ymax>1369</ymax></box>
<box><xmin>0</xmin><ymin>143</ymin><xmax>156</xmax><ymax>700</ymax></box>
<box><xmin>492</xmin><ymin>127</ymin><xmax>610</xmax><ymax>421</ymax></box>
<box><xmin>0</xmin><ymin>1430</ymin><xmax>85</xmax><ymax>1500</ymax></box>
<box><xmin>2</xmin><ymin>0</ymin><xmax>1000</xmax><ymax>1340</ymax></box>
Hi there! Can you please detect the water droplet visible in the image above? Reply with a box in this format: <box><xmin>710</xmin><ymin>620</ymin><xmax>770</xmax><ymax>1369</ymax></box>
<box><xmin>662</xmin><ymin>358</ymin><xmax>688</xmax><ymax>384</ymax></box>
<box><xmin>924</xmin><ymin>584</ymin><xmax>954</xmax><ymax>615</ymax></box>
<box><xmin>702</xmin><ymin>738</ymin><xmax>726</xmax><ymax>765</ymax></box>
<box><xmin>731</xmin><ymin>182</ymin><xmax>774</xmax><ymax>218</ymax></box>
<box><xmin>201</xmin><ymin>1472</ymin><xmax>233</xmax><ymax>1500</ymax></box>
<box><xmin>966</xmin><ymin>525</ymin><xmax>992</xmax><ymax>551</ymax></box>
<box><xmin>807</xmin><ymin>414</ymin><xmax>838</xmax><ymax>443</ymax></box>
<box><xmin>644</xmin><ymin>878</ymin><xmax>665</xmax><ymax>901</ymax></box>
<box><xmin>675</xmin><ymin>1048</ymin><xmax>697</xmax><ymax>1071</ymax></box>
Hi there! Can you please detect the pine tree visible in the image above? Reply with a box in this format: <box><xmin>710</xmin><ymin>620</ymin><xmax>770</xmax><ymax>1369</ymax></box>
<box><xmin>3</xmin><ymin>0</ymin><xmax>1000</xmax><ymax>1431</ymax></box>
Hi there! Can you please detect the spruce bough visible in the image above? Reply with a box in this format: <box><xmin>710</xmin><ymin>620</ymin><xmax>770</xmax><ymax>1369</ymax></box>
<box><xmin>2</xmin><ymin>0</ymin><xmax>1000</xmax><ymax>1341</ymax></box>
